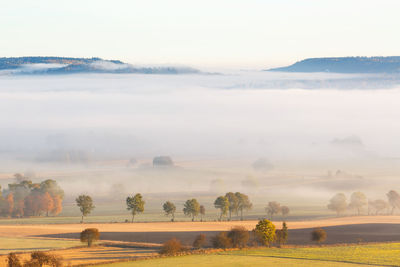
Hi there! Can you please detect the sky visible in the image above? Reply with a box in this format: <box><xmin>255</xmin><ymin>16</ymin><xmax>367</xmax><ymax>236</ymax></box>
<box><xmin>1</xmin><ymin>0</ymin><xmax>400</xmax><ymax>68</ymax></box>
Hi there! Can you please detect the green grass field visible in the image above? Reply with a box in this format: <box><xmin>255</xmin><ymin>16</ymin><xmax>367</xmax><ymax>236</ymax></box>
<box><xmin>96</xmin><ymin>254</ymin><xmax>371</xmax><ymax>267</ymax></box>
<box><xmin>0</xmin><ymin>237</ymin><xmax>80</xmax><ymax>254</ymax></box>
<box><xmin>98</xmin><ymin>243</ymin><xmax>400</xmax><ymax>267</ymax></box>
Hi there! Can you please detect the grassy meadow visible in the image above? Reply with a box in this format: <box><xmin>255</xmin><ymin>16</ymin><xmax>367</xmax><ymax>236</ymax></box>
<box><xmin>0</xmin><ymin>237</ymin><xmax>80</xmax><ymax>254</ymax></box>
<box><xmin>98</xmin><ymin>242</ymin><xmax>400</xmax><ymax>267</ymax></box>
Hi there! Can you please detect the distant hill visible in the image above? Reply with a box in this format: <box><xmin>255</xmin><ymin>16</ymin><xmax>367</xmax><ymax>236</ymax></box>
<box><xmin>0</xmin><ymin>57</ymin><xmax>200</xmax><ymax>75</ymax></box>
<box><xmin>268</xmin><ymin>57</ymin><xmax>400</xmax><ymax>73</ymax></box>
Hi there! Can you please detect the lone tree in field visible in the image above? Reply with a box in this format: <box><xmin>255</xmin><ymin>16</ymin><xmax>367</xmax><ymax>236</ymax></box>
<box><xmin>349</xmin><ymin>191</ymin><xmax>367</xmax><ymax>215</ymax></box>
<box><xmin>235</xmin><ymin>192</ymin><xmax>252</xmax><ymax>220</ymax></box>
<box><xmin>311</xmin><ymin>228</ymin><xmax>326</xmax><ymax>245</ymax></box>
<box><xmin>183</xmin><ymin>198</ymin><xmax>200</xmax><ymax>221</ymax></box>
<box><xmin>200</xmin><ymin>205</ymin><xmax>206</xmax><ymax>222</ymax></box>
<box><xmin>80</xmin><ymin>228</ymin><xmax>100</xmax><ymax>247</ymax></box>
<box><xmin>281</xmin><ymin>206</ymin><xmax>290</xmax><ymax>218</ymax></box>
<box><xmin>387</xmin><ymin>190</ymin><xmax>400</xmax><ymax>214</ymax></box>
<box><xmin>76</xmin><ymin>195</ymin><xmax>95</xmax><ymax>223</ymax></box>
<box><xmin>254</xmin><ymin>219</ymin><xmax>276</xmax><ymax>247</ymax></box>
<box><xmin>163</xmin><ymin>201</ymin><xmax>176</xmax><ymax>222</ymax></box>
<box><xmin>327</xmin><ymin>193</ymin><xmax>347</xmax><ymax>216</ymax></box>
<box><xmin>275</xmin><ymin>222</ymin><xmax>288</xmax><ymax>247</ymax></box>
<box><xmin>214</xmin><ymin>196</ymin><xmax>229</xmax><ymax>221</ymax></box>
<box><xmin>225</xmin><ymin>192</ymin><xmax>239</xmax><ymax>220</ymax></box>
<box><xmin>126</xmin><ymin>193</ymin><xmax>145</xmax><ymax>222</ymax></box>
<box><xmin>227</xmin><ymin>226</ymin><xmax>249</xmax><ymax>248</ymax></box>
<box><xmin>265</xmin><ymin>201</ymin><xmax>281</xmax><ymax>220</ymax></box>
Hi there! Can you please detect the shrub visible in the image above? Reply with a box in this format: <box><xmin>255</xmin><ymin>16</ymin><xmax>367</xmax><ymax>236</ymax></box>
<box><xmin>193</xmin><ymin>234</ymin><xmax>207</xmax><ymax>249</ymax></box>
<box><xmin>80</xmin><ymin>228</ymin><xmax>100</xmax><ymax>247</ymax></box>
<box><xmin>311</xmin><ymin>228</ymin><xmax>327</xmax><ymax>245</ymax></box>
<box><xmin>160</xmin><ymin>238</ymin><xmax>184</xmax><ymax>255</ymax></box>
<box><xmin>7</xmin><ymin>253</ymin><xmax>22</xmax><ymax>267</ymax></box>
<box><xmin>227</xmin><ymin>226</ymin><xmax>249</xmax><ymax>248</ymax></box>
<box><xmin>276</xmin><ymin>222</ymin><xmax>288</xmax><ymax>247</ymax></box>
<box><xmin>211</xmin><ymin>232</ymin><xmax>232</xmax><ymax>249</ymax></box>
<box><xmin>25</xmin><ymin>251</ymin><xmax>62</xmax><ymax>267</ymax></box>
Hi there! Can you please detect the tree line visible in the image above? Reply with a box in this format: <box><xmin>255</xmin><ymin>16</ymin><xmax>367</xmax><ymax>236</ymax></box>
<box><xmin>0</xmin><ymin>177</ymin><xmax>64</xmax><ymax>218</ymax></box>
<box><xmin>75</xmin><ymin>191</ymin><xmax>291</xmax><ymax>223</ymax></box>
<box><xmin>328</xmin><ymin>190</ymin><xmax>400</xmax><ymax>216</ymax></box>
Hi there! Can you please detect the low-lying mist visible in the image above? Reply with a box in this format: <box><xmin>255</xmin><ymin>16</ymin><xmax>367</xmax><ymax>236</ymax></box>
<box><xmin>1</xmin><ymin>71</ymin><xmax>400</xmax><ymax>208</ymax></box>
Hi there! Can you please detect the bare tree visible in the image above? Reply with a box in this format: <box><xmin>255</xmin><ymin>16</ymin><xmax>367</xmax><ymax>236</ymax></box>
<box><xmin>281</xmin><ymin>206</ymin><xmax>290</xmax><ymax>218</ymax></box>
<box><xmin>265</xmin><ymin>201</ymin><xmax>281</xmax><ymax>220</ymax></box>
<box><xmin>387</xmin><ymin>190</ymin><xmax>400</xmax><ymax>215</ymax></box>
<box><xmin>327</xmin><ymin>193</ymin><xmax>347</xmax><ymax>216</ymax></box>
<box><xmin>349</xmin><ymin>191</ymin><xmax>367</xmax><ymax>215</ymax></box>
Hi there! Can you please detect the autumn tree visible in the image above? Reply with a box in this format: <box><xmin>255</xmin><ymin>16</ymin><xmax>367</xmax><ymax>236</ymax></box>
<box><xmin>311</xmin><ymin>228</ymin><xmax>327</xmax><ymax>245</ymax></box>
<box><xmin>227</xmin><ymin>226</ymin><xmax>249</xmax><ymax>248</ymax></box>
<box><xmin>76</xmin><ymin>195</ymin><xmax>95</xmax><ymax>223</ymax></box>
<box><xmin>7</xmin><ymin>253</ymin><xmax>21</xmax><ymax>267</ymax></box>
<box><xmin>387</xmin><ymin>190</ymin><xmax>400</xmax><ymax>214</ymax></box>
<box><xmin>275</xmin><ymin>222</ymin><xmax>288</xmax><ymax>247</ymax></box>
<box><xmin>254</xmin><ymin>219</ymin><xmax>276</xmax><ymax>247</ymax></box>
<box><xmin>80</xmin><ymin>228</ymin><xmax>100</xmax><ymax>247</ymax></box>
<box><xmin>126</xmin><ymin>193</ymin><xmax>145</xmax><ymax>222</ymax></box>
<box><xmin>183</xmin><ymin>199</ymin><xmax>200</xmax><ymax>221</ymax></box>
<box><xmin>265</xmin><ymin>201</ymin><xmax>281</xmax><ymax>220</ymax></box>
<box><xmin>214</xmin><ymin>196</ymin><xmax>229</xmax><ymax>221</ymax></box>
<box><xmin>225</xmin><ymin>192</ymin><xmax>239</xmax><ymax>220</ymax></box>
<box><xmin>235</xmin><ymin>192</ymin><xmax>252</xmax><ymax>220</ymax></box>
<box><xmin>211</xmin><ymin>232</ymin><xmax>232</xmax><ymax>249</ymax></box>
<box><xmin>200</xmin><ymin>205</ymin><xmax>205</xmax><ymax>222</ymax></box>
<box><xmin>193</xmin><ymin>234</ymin><xmax>207</xmax><ymax>249</ymax></box>
<box><xmin>327</xmin><ymin>193</ymin><xmax>347</xmax><ymax>216</ymax></box>
<box><xmin>163</xmin><ymin>201</ymin><xmax>176</xmax><ymax>222</ymax></box>
<box><xmin>349</xmin><ymin>191</ymin><xmax>367</xmax><ymax>215</ymax></box>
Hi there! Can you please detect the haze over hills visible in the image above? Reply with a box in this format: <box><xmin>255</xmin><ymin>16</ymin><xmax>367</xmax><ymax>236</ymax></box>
<box><xmin>0</xmin><ymin>56</ymin><xmax>200</xmax><ymax>75</ymax></box>
<box><xmin>268</xmin><ymin>57</ymin><xmax>400</xmax><ymax>73</ymax></box>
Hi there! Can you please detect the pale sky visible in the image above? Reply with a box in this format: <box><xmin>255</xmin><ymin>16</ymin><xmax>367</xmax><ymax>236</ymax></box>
<box><xmin>1</xmin><ymin>0</ymin><xmax>400</xmax><ymax>68</ymax></box>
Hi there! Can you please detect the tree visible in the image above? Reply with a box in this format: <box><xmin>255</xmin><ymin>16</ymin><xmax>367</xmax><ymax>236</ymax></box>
<box><xmin>41</xmin><ymin>192</ymin><xmax>54</xmax><ymax>217</ymax></box>
<box><xmin>327</xmin><ymin>193</ymin><xmax>347</xmax><ymax>216</ymax></box>
<box><xmin>275</xmin><ymin>222</ymin><xmax>288</xmax><ymax>247</ymax></box>
<box><xmin>281</xmin><ymin>206</ymin><xmax>290</xmax><ymax>218</ymax></box>
<box><xmin>369</xmin><ymin>199</ymin><xmax>389</xmax><ymax>215</ymax></box>
<box><xmin>163</xmin><ymin>201</ymin><xmax>176</xmax><ymax>222</ymax></box>
<box><xmin>193</xmin><ymin>234</ymin><xmax>207</xmax><ymax>249</ymax></box>
<box><xmin>80</xmin><ymin>228</ymin><xmax>100</xmax><ymax>247</ymax></box>
<box><xmin>214</xmin><ymin>196</ymin><xmax>229</xmax><ymax>221</ymax></box>
<box><xmin>7</xmin><ymin>253</ymin><xmax>21</xmax><ymax>267</ymax></box>
<box><xmin>126</xmin><ymin>193</ymin><xmax>145</xmax><ymax>222</ymax></box>
<box><xmin>265</xmin><ymin>201</ymin><xmax>281</xmax><ymax>220</ymax></box>
<box><xmin>227</xmin><ymin>226</ymin><xmax>249</xmax><ymax>248</ymax></box>
<box><xmin>76</xmin><ymin>195</ymin><xmax>95</xmax><ymax>223</ymax></box>
<box><xmin>387</xmin><ymin>190</ymin><xmax>400</xmax><ymax>214</ymax></box>
<box><xmin>51</xmin><ymin>195</ymin><xmax>63</xmax><ymax>216</ymax></box>
<box><xmin>5</xmin><ymin>193</ymin><xmax>14</xmax><ymax>217</ymax></box>
<box><xmin>349</xmin><ymin>191</ymin><xmax>367</xmax><ymax>215</ymax></box>
<box><xmin>235</xmin><ymin>192</ymin><xmax>252</xmax><ymax>220</ymax></box>
<box><xmin>200</xmin><ymin>205</ymin><xmax>205</xmax><ymax>222</ymax></box>
<box><xmin>160</xmin><ymin>238</ymin><xmax>184</xmax><ymax>255</ymax></box>
<box><xmin>225</xmin><ymin>192</ymin><xmax>239</xmax><ymax>220</ymax></box>
<box><xmin>254</xmin><ymin>219</ymin><xmax>276</xmax><ymax>247</ymax></box>
<box><xmin>24</xmin><ymin>251</ymin><xmax>62</xmax><ymax>267</ymax></box>
<box><xmin>311</xmin><ymin>228</ymin><xmax>327</xmax><ymax>245</ymax></box>
<box><xmin>183</xmin><ymin>199</ymin><xmax>200</xmax><ymax>221</ymax></box>
<box><xmin>211</xmin><ymin>232</ymin><xmax>232</xmax><ymax>249</ymax></box>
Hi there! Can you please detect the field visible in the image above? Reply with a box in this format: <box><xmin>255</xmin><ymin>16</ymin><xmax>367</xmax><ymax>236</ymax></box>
<box><xmin>97</xmin><ymin>243</ymin><xmax>400</xmax><ymax>267</ymax></box>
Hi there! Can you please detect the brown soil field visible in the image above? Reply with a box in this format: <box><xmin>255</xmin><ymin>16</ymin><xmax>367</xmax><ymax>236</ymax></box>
<box><xmin>0</xmin><ymin>216</ymin><xmax>400</xmax><ymax>238</ymax></box>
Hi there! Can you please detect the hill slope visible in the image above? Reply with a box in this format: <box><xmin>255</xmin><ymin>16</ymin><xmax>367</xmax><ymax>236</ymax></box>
<box><xmin>0</xmin><ymin>57</ymin><xmax>199</xmax><ymax>75</ymax></box>
<box><xmin>268</xmin><ymin>57</ymin><xmax>400</xmax><ymax>73</ymax></box>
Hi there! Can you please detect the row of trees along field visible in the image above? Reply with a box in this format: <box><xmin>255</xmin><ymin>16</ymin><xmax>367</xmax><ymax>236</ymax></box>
<box><xmin>75</xmin><ymin>191</ymin><xmax>290</xmax><ymax>222</ymax></box>
<box><xmin>0</xmin><ymin>178</ymin><xmax>64</xmax><ymax>217</ymax></box>
<box><xmin>328</xmin><ymin>190</ymin><xmax>400</xmax><ymax>216</ymax></box>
